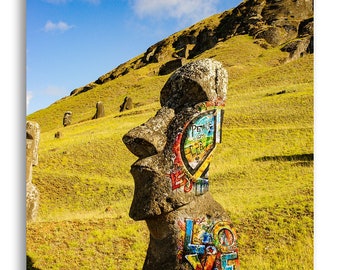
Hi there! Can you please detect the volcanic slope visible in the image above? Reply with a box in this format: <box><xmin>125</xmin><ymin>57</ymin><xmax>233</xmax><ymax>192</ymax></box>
<box><xmin>27</xmin><ymin>2</ymin><xmax>313</xmax><ymax>270</ymax></box>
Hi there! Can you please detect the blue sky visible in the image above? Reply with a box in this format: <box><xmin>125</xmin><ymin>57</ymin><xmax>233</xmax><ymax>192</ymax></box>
<box><xmin>0</xmin><ymin>1</ymin><xmax>338</xmax><ymax>268</ymax></box>
<box><xmin>26</xmin><ymin>0</ymin><xmax>243</xmax><ymax>115</ymax></box>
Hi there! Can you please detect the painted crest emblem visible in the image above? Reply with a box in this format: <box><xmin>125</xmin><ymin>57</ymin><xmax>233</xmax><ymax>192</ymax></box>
<box><xmin>169</xmin><ymin>101</ymin><xmax>224</xmax><ymax>194</ymax></box>
<box><xmin>181</xmin><ymin>110</ymin><xmax>217</xmax><ymax>175</ymax></box>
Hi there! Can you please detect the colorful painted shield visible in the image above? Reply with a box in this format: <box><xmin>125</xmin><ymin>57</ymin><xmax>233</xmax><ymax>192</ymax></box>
<box><xmin>180</xmin><ymin>110</ymin><xmax>219</xmax><ymax>176</ymax></box>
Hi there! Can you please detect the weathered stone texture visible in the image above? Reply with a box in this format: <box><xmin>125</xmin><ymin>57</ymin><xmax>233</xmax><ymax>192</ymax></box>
<box><xmin>26</xmin><ymin>121</ymin><xmax>40</xmax><ymax>167</ymax></box>
<box><xmin>123</xmin><ymin>107</ymin><xmax>175</xmax><ymax>159</ymax></box>
<box><xmin>120</xmin><ymin>96</ymin><xmax>133</xmax><ymax>112</ymax></box>
<box><xmin>92</xmin><ymin>101</ymin><xmax>105</xmax><ymax>119</ymax></box>
<box><xmin>123</xmin><ymin>58</ymin><xmax>239</xmax><ymax>269</ymax></box>
<box><xmin>26</xmin><ymin>121</ymin><xmax>40</xmax><ymax>222</ymax></box>
<box><xmin>158</xmin><ymin>58</ymin><xmax>184</xmax><ymax>76</ymax></box>
<box><xmin>63</xmin><ymin>111</ymin><xmax>72</xmax><ymax>127</ymax></box>
<box><xmin>26</xmin><ymin>182</ymin><xmax>39</xmax><ymax>222</ymax></box>
<box><xmin>160</xmin><ymin>58</ymin><xmax>228</xmax><ymax>111</ymax></box>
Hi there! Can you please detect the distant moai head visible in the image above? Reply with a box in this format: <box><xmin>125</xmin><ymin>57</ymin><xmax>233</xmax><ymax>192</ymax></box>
<box><xmin>123</xmin><ymin>58</ymin><xmax>228</xmax><ymax>220</ymax></box>
<box><xmin>93</xmin><ymin>101</ymin><xmax>105</xmax><ymax>119</ymax></box>
<box><xmin>26</xmin><ymin>121</ymin><xmax>40</xmax><ymax>179</ymax></box>
<box><xmin>123</xmin><ymin>59</ymin><xmax>239</xmax><ymax>269</ymax></box>
<box><xmin>63</xmin><ymin>111</ymin><xmax>72</xmax><ymax>127</ymax></box>
<box><xmin>120</xmin><ymin>96</ymin><xmax>133</xmax><ymax>112</ymax></box>
<box><xmin>54</xmin><ymin>131</ymin><xmax>62</xmax><ymax>138</ymax></box>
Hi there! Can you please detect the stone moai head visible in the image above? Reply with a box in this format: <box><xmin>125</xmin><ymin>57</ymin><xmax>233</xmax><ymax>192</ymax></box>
<box><xmin>26</xmin><ymin>121</ymin><xmax>41</xmax><ymax>222</ymax></box>
<box><xmin>26</xmin><ymin>121</ymin><xmax>40</xmax><ymax>181</ymax></box>
<box><xmin>123</xmin><ymin>58</ymin><xmax>228</xmax><ymax>219</ymax></box>
<box><xmin>93</xmin><ymin>101</ymin><xmax>105</xmax><ymax>119</ymax></box>
<box><xmin>120</xmin><ymin>96</ymin><xmax>133</xmax><ymax>112</ymax></box>
<box><xmin>123</xmin><ymin>58</ymin><xmax>239</xmax><ymax>269</ymax></box>
<box><xmin>63</xmin><ymin>111</ymin><xmax>72</xmax><ymax>127</ymax></box>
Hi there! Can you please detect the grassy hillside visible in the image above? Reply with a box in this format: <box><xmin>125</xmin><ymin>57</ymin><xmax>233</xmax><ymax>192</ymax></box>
<box><xmin>26</xmin><ymin>35</ymin><xmax>313</xmax><ymax>269</ymax></box>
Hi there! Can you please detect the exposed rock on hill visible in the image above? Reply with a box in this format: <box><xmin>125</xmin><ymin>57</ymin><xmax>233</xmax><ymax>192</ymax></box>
<box><xmin>70</xmin><ymin>0</ymin><xmax>313</xmax><ymax>97</ymax></box>
<box><xmin>158</xmin><ymin>58</ymin><xmax>185</xmax><ymax>75</ymax></box>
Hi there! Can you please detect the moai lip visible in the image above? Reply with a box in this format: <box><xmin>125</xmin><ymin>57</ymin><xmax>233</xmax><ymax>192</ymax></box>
<box><xmin>122</xmin><ymin>58</ymin><xmax>240</xmax><ymax>269</ymax></box>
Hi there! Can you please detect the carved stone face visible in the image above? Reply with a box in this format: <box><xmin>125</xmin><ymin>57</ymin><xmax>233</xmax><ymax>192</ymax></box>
<box><xmin>122</xmin><ymin>58</ymin><xmax>228</xmax><ymax>221</ymax></box>
<box><xmin>26</xmin><ymin>121</ymin><xmax>40</xmax><ymax>183</ymax></box>
<box><xmin>122</xmin><ymin>59</ymin><xmax>240</xmax><ymax>270</ymax></box>
<box><xmin>26</xmin><ymin>121</ymin><xmax>41</xmax><ymax>222</ymax></box>
<box><xmin>63</xmin><ymin>111</ymin><xmax>72</xmax><ymax>126</ymax></box>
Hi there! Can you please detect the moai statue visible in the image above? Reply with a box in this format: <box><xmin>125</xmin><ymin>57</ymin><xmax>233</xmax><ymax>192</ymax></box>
<box><xmin>92</xmin><ymin>101</ymin><xmax>105</xmax><ymax>119</ymax></box>
<box><xmin>123</xmin><ymin>59</ymin><xmax>240</xmax><ymax>269</ymax></box>
<box><xmin>120</xmin><ymin>96</ymin><xmax>133</xmax><ymax>112</ymax></box>
<box><xmin>55</xmin><ymin>131</ymin><xmax>62</xmax><ymax>138</ymax></box>
<box><xmin>63</xmin><ymin>111</ymin><xmax>72</xmax><ymax>127</ymax></box>
<box><xmin>26</xmin><ymin>121</ymin><xmax>40</xmax><ymax>222</ymax></box>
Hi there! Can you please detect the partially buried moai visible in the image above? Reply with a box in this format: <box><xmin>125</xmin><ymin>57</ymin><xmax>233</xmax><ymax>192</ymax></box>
<box><xmin>92</xmin><ymin>101</ymin><xmax>105</xmax><ymax>119</ymax></box>
<box><xmin>63</xmin><ymin>111</ymin><xmax>72</xmax><ymax>127</ymax></box>
<box><xmin>120</xmin><ymin>96</ymin><xmax>133</xmax><ymax>112</ymax></box>
<box><xmin>26</xmin><ymin>121</ymin><xmax>40</xmax><ymax>222</ymax></box>
<box><xmin>123</xmin><ymin>58</ymin><xmax>240</xmax><ymax>269</ymax></box>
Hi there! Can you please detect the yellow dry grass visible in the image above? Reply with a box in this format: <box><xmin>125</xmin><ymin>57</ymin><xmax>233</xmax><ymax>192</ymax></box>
<box><xmin>27</xmin><ymin>34</ymin><xmax>313</xmax><ymax>269</ymax></box>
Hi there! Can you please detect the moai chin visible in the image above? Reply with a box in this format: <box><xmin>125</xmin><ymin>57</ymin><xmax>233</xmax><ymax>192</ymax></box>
<box><xmin>26</xmin><ymin>121</ymin><xmax>40</xmax><ymax>222</ymax></box>
<box><xmin>123</xmin><ymin>58</ymin><xmax>240</xmax><ymax>270</ymax></box>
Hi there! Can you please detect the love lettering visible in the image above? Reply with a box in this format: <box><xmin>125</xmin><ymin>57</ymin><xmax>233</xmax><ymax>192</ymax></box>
<box><xmin>179</xmin><ymin>218</ymin><xmax>239</xmax><ymax>270</ymax></box>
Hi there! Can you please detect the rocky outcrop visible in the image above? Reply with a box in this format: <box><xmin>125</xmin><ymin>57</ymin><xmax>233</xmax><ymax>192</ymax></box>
<box><xmin>191</xmin><ymin>0</ymin><xmax>313</xmax><ymax>57</ymax></box>
<box><xmin>70</xmin><ymin>0</ymin><xmax>313</xmax><ymax>96</ymax></box>
<box><xmin>215</xmin><ymin>0</ymin><xmax>313</xmax><ymax>43</ymax></box>
<box><xmin>70</xmin><ymin>82</ymin><xmax>97</xmax><ymax>96</ymax></box>
<box><xmin>158</xmin><ymin>58</ymin><xmax>184</xmax><ymax>75</ymax></box>
<box><xmin>280</xmin><ymin>17</ymin><xmax>313</xmax><ymax>60</ymax></box>
<box><xmin>188</xmin><ymin>27</ymin><xmax>218</xmax><ymax>58</ymax></box>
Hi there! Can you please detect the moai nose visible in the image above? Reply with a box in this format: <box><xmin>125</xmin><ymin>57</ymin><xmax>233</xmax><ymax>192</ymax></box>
<box><xmin>128</xmin><ymin>153</ymin><xmax>177</xmax><ymax>220</ymax></box>
<box><xmin>122</xmin><ymin>107</ymin><xmax>175</xmax><ymax>158</ymax></box>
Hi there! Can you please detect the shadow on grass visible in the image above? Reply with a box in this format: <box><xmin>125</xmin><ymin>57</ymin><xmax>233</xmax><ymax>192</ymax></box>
<box><xmin>253</xmin><ymin>153</ymin><xmax>313</xmax><ymax>166</ymax></box>
<box><xmin>27</xmin><ymin>255</ymin><xmax>41</xmax><ymax>270</ymax></box>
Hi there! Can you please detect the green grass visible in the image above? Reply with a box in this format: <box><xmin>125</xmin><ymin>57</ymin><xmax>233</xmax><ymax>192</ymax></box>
<box><xmin>26</xmin><ymin>34</ymin><xmax>313</xmax><ymax>269</ymax></box>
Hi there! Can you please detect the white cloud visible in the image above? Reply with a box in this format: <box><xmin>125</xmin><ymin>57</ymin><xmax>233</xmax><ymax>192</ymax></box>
<box><xmin>131</xmin><ymin>0</ymin><xmax>219</xmax><ymax>22</ymax></box>
<box><xmin>26</xmin><ymin>91</ymin><xmax>33</xmax><ymax>107</ymax></box>
<box><xmin>43</xmin><ymin>20</ymin><xmax>74</xmax><ymax>32</ymax></box>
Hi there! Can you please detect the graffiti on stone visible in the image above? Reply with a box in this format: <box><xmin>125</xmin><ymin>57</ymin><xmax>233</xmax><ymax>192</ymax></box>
<box><xmin>122</xmin><ymin>58</ymin><xmax>239</xmax><ymax>269</ymax></box>
<box><xmin>177</xmin><ymin>216</ymin><xmax>239</xmax><ymax>270</ymax></box>
<box><xmin>169</xmin><ymin>100</ymin><xmax>224</xmax><ymax>195</ymax></box>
